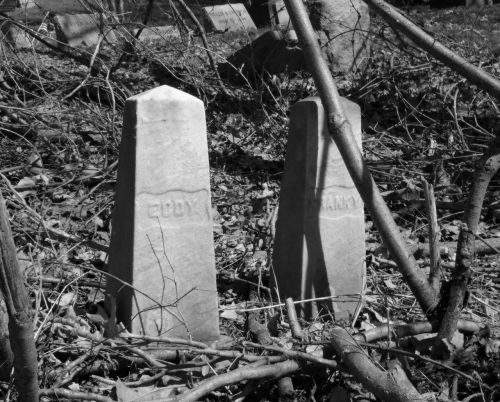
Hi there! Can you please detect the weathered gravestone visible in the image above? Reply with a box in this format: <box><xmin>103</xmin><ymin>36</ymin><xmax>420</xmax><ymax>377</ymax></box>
<box><xmin>309</xmin><ymin>0</ymin><xmax>371</xmax><ymax>74</ymax></box>
<box><xmin>10</xmin><ymin>0</ymin><xmax>115</xmax><ymax>23</ymax></box>
<box><xmin>53</xmin><ymin>13</ymin><xmax>116</xmax><ymax>48</ymax></box>
<box><xmin>273</xmin><ymin>97</ymin><xmax>365</xmax><ymax>321</ymax></box>
<box><xmin>0</xmin><ymin>19</ymin><xmax>12</xmax><ymax>47</ymax></box>
<box><xmin>268</xmin><ymin>0</ymin><xmax>291</xmax><ymax>29</ymax></box>
<box><xmin>0</xmin><ymin>0</ymin><xmax>18</xmax><ymax>12</ymax></box>
<box><xmin>0</xmin><ymin>0</ymin><xmax>17</xmax><ymax>49</ymax></box>
<box><xmin>106</xmin><ymin>85</ymin><xmax>219</xmax><ymax>342</ymax></box>
<box><xmin>203</xmin><ymin>3</ymin><xmax>257</xmax><ymax>33</ymax></box>
<box><xmin>0</xmin><ymin>21</ymin><xmax>33</xmax><ymax>49</ymax></box>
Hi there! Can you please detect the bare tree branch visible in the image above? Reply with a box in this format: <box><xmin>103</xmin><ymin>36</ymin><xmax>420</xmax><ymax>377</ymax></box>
<box><xmin>283</xmin><ymin>0</ymin><xmax>439</xmax><ymax>315</ymax></box>
<box><xmin>0</xmin><ymin>192</ymin><xmax>38</xmax><ymax>401</ymax></box>
<box><xmin>362</xmin><ymin>0</ymin><xmax>500</xmax><ymax>102</ymax></box>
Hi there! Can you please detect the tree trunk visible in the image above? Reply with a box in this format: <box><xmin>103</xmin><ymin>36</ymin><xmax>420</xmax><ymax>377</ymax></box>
<box><xmin>436</xmin><ymin>138</ymin><xmax>500</xmax><ymax>344</ymax></box>
<box><xmin>0</xmin><ymin>192</ymin><xmax>38</xmax><ymax>401</ymax></box>
<box><xmin>0</xmin><ymin>294</ymin><xmax>14</xmax><ymax>381</ymax></box>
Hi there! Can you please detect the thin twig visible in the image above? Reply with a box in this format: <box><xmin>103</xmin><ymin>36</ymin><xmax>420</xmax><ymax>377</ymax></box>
<box><xmin>423</xmin><ymin>179</ymin><xmax>442</xmax><ymax>292</ymax></box>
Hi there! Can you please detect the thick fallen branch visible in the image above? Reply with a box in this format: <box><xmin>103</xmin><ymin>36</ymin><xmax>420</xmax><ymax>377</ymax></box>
<box><xmin>354</xmin><ymin>319</ymin><xmax>482</xmax><ymax>343</ymax></box>
<box><xmin>39</xmin><ymin>388</ymin><xmax>113</xmax><ymax>402</ymax></box>
<box><xmin>243</xmin><ymin>341</ymin><xmax>338</xmax><ymax>369</ymax></box>
<box><xmin>360</xmin><ymin>342</ymin><xmax>492</xmax><ymax>390</ymax></box>
<box><xmin>330</xmin><ymin>327</ymin><xmax>425</xmax><ymax>401</ymax></box>
<box><xmin>177</xmin><ymin>360</ymin><xmax>302</xmax><ymax>402</ymax></box>
<box><xmin>362</xmin><ymin>0</ymin><xmax>500</xmax><ymax>102</ymax></box>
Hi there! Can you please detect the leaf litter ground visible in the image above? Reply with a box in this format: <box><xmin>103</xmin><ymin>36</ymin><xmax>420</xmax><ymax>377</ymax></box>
<box><xmin>0</xmin><ymin>4</ymin><xmax>499</xmax><ymax>401</ymax></box>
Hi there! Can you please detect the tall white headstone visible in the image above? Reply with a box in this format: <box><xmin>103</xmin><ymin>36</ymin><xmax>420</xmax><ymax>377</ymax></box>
<box><xmin>106</xmin><ymin>86</ymin><xmax>219</xmax><ymax>342</ymax></box>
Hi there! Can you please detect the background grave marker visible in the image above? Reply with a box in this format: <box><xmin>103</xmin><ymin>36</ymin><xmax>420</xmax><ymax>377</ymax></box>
<box><xmin>106</xmin><ymin>85</ymin><xmax>219</xmax><ymax>342</ymax></box>
<box><xmin>310</xmin><ymin>0</ymin><xmax>371</xmax><ymax>73</ymax></box>
<box><xmin>268</xmin><ymin>0</ymin><xmax>291</xmax><ymax>29</ymax></box>
<box><xmin>203</xmin><ymin>4</ymin><xmax>256</xmax><ymax>33</ymax></box>
<box><xmin>0</xmin><ymin>0</ymin><xmax>17</xmax><ymax>12</ymax></box>
<box><xmin>53</xmin><ymin>13</ymin><xmax>116</xmax><ymax>48</ymax></box>
<box><xmin>273</xmin><ymin>97</ymin><xmax>365</xmax><ymax>321</ymax></box>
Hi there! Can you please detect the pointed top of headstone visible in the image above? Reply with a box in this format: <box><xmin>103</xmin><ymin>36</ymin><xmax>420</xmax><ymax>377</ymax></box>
<box><xmin>129</xmin><ymin>85</ymin><xmax>200</xmax><ymax>104</ymax></box>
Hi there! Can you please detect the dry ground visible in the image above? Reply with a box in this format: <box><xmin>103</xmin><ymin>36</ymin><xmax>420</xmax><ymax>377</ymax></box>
<box><xmin>0</xmin><ymin>3</ymin><xmax>500</xmax><ymax>401</ymax></box>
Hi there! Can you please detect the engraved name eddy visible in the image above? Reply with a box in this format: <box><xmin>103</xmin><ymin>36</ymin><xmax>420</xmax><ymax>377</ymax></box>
<box><xmin>138</xmin><ymin>189</ymin><xmax>210</xmax><ymax>223</ymax></box>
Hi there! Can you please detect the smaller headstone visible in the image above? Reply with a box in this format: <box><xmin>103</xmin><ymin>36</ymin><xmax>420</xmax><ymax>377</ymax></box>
<box><xmin>0</xmin><ymin>18</ymin><xmax>12</xmax><ymax>45</ymax></box>
<box><xmin>273</xmin><ymin>97</ymin><xmax>365</xmax><ymax>322</ymax></box>
<box><xmin>53</xmin><ymin>13</ymin><xmax>116</xmax><ymax>48</ymax></box>
<box><xmin>0</xmin><ymin>21</ymin><xmax>33</xmax><ymax>49</ymax></box>
<box><xmin>268</xmin><ymin>0</ymin><xmax>291</xmax><ymax>29</ymax></box>
<box><xmin>310</xmin><ymin>0</ymin><xmax>370</xmax><ymax>73</ymax></box>
<box><xmin>203</xmin><ymin>4</ymin><xmax>257</xmax><ymax>33</ymax></box>
<box><xmin>0</xmin><ymin>0</ymin><xmax>18</xmax><ymax>12</ymax></box>
<box><xmin>106</xmin><ymin>85</ymin><xmax>219</xmax><ymax>342</ymax></box>
<box><xmin>11</xmin><ymin>0</ymin><xmax>113</xmax><ymax>23</ymax></box>
<box><xmin>218</xmin><ymin>30</ymin><xmax>305</xmax><ymax>80</ymax></box>
<box><xmin>21</xmin><ymin>0</ymin><xmax>109</xmax><ymax>13</ymax></box>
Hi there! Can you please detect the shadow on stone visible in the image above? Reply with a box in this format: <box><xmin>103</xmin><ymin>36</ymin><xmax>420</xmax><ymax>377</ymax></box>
<box><xmin>218</xmin><ymin>29</ymin><xmax>305</xmax><ymax>83</ymax></box>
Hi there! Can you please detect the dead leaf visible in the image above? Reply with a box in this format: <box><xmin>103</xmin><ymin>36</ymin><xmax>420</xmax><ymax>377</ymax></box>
<box><xmin>52</xmin><ymin>292</ymin><xmax>76</xmax><ymax>307</ymax></box>
<box><xmin>383</xmin><ymin>278</ymin><xmax>397</xmax><ymax>290</ymax></box>
<box><xmin>220</xmin><ymin>307</ymin><xmax>240</xmax><ymax>322</ymax></box>
<box><xmin>328</xmin><ymin>386</ymin><xmax>351</xmax><ymax>402</ymax></box>
<box><xmin>116</xmin><ymin>379</ymin><xmax>156</xmax><ymax>402</ymax></box>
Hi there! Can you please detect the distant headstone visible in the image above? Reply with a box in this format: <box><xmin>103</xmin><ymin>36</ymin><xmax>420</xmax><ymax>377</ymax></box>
<box><xmin>0</xmin><ymin>19</ymin><xmax>12</xmax><ymax>46</ymax></box>
<box><xmin>430</xmin><ymin>0</ymin><xmax>495</xmax><ymax>7</ymax></box>
<box><xmin>53</xmin><ymin>13</ymin><xmax>116</xmax><ymax>47</ymax></box>
<box><xmin>273</xmin><ymin>97</ymin><xmax>365</xmax><ymax>322</ymax></box>
<box><xmin>0</xmin><ymin>21</ymin><xmax>33</xmax><ymax>49</ymax></box>
<box><xmin>0</xmin><ymin>0</ymin><xmax>18</xmax><ymax>12</ymax></box>
<box><xmin>133</xmin><ymin>25</ymin><xmax>179</xmax><ymax>42</ymax></box>
<box><xmin>309</xmin><ymin>0</ymin><xmax>370</xmax><ymax>73</ymax></box>
<box><xmin>10</xmin><ymin>0</ymin><xmax>115</xmax><ymax>23</ymax></box>
<box><xmin>203</xmin><ymin>3</ymin><xmax>257</xmax><ymax>33</ymax></box>
<box><xmin>21</xmin><ymin>0</ymin><xmax>109</xmax><ymax>13</ymax></box>
<box><xmin>268</xmin><ymin>0</ymin><xmax>291</xmax><ymax>29</ymax></box>
<box><xmin>218</xmin><ymin>30</ymin><xmax>305</xmax><ymax>80</ymax></box>
<box><xmin>106</xmin><ymin>85</ymin><xmax>219</xmax><ymax>342</ymax></box>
